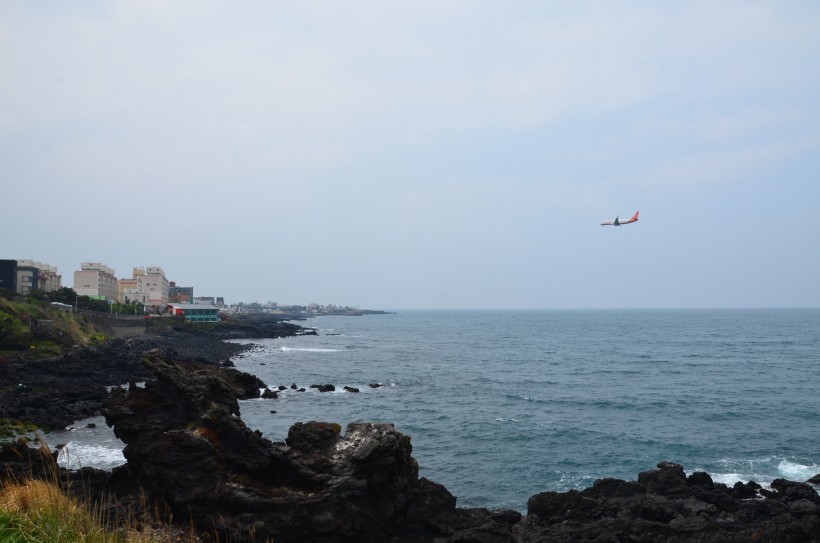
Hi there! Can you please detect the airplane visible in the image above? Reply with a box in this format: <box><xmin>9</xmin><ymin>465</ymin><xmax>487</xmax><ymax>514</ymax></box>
<box><xmin>600</xmin><ymin>211</ymin><xmax>639</xmax><ymax>227</ymax></box>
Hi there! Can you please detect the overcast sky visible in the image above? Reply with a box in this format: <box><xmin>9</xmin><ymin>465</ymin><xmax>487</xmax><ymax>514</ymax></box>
<box><xmin>2</xmin><ymin>1</ymin><xmax>818</xmax><ymax>309</ymax></box>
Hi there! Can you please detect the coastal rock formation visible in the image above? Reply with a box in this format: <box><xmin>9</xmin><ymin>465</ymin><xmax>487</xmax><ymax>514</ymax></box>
<box><xmin>0</xmin><ymin>314</ymin><xmax>307</xmax><ymax>429</ymax></box>
<box><xmin>102</xmin><ymin>350</ymin><xmax>510</xmax><ymax>543</ymax></box>
<box><xmin>518</xmin><ymin>461</ymin><xmax>820</xmax><ymax>542</ymax></box>
<box><xmin>310</xmin><ymin>383</ymin><xmax>336</xmax><ymax>392</ymax></box>
<box><xmin>0</xmin><ymin>339</ymin><xmax>151</xmax><ymax>428</ymax></box>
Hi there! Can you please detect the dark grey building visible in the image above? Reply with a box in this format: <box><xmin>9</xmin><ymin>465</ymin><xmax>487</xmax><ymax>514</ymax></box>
<box><xmin>0</xmin><ymin>259</ymin><xmax>17</xmax><ymax>294</ymax></box>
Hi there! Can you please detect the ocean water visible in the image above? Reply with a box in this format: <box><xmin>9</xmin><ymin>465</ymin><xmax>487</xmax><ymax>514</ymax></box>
<box><xmin>44</xmin><ymin>309</ymin><xmax>820</xmax><ymax>512</ymax></box>
<box><xmin>234</xmin><ymin>309</ymin><xmax>820</xmax><ymax>511</ymax></box>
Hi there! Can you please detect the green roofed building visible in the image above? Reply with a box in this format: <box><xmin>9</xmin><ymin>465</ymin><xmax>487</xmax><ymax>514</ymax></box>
<box><xmin>167</xmin><ymin>303</ymin><xmax>220</xmax><ymax>322</ymax></box>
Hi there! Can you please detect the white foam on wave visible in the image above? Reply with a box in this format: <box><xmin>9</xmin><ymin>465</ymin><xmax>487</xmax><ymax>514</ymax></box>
<box><xmin>778</xmin><ymin>459</ymin><xmax>818</xmax><ymax>481</ymax></box>
<box><xmin>709</xmin><ymin>472</ymin><xmax>746</xmax><ymax>487</ymax></box>
<box><xmin>56</xmin><ymin>442</ymin><xmax>126</xmax><ymax>471</ymax></box>
<box><xmin>279</xmin><ymin>347</ymin><xmax>340</xmax><ymax>353</ymax></box>
<box><xmin>693</xmin><ymin>456</ymin><xmax>820</xmax><ymax>489</ymax></box>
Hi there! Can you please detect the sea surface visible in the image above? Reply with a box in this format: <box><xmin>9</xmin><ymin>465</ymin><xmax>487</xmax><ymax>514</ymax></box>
<box><xmin>46</xmin><ymin>309</ymin><xmax>820</xmax><ymax>512</ymax></box>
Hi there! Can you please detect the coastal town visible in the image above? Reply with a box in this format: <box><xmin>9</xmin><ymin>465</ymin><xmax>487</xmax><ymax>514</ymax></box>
<box><xmin>0</xmin><ymin>258</ymin><xmax>377</xmax><ymax>321</ymax></box>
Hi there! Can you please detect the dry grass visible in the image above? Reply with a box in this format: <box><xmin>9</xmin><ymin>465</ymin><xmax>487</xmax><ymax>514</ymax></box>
<box><xmin>0</xmin><ymin>478</ymin><xmax>106</xmax><ymax>542</ymax></box>
<box><xmin>0</xmin><ymin>442</ymin><xmax>198</xmax><ymax>543</ymax></box>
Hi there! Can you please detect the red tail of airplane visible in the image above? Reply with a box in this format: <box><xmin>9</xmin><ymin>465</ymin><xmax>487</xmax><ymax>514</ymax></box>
<box><xmin>624</xmin><ymin>211</ymin><xmax>639</xmax><ymax>223</ymax></box>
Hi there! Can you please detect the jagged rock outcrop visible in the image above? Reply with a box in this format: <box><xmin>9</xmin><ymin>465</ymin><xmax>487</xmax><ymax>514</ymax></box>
<box><xmin>519</xmin><ymin>460</ymin><xmax>820</xmax><ymax>542</ymax></box>
<box><xmin>102</xmin><ymin>350</ymin><xmax>514</xmax><ymax>543</ymax></box>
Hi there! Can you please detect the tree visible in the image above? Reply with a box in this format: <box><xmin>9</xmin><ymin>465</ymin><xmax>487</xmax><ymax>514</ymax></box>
<box><xmin>28</xmin><ymin>287</ymin><xmax>80</xmax><ymax>306</ymax></box>
<box><xmin>49</xmin><ymin>287</ymin><xmax>80</xmax><ymax>305</ymax></box>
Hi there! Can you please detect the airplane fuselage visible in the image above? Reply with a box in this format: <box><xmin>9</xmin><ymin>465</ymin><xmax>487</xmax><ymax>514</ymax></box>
<box><xmin>601</xmin><ymin>211</ymin><xmax>639</xmax><ymax>226</ymax></box>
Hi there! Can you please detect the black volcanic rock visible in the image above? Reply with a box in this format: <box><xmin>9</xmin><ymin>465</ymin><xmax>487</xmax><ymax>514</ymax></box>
<box><xmin>101</xmin><ymin>350</ymin><xmax>486</xmax><ymax>543</ymax></box>
<box><xmin>520</xmin><ymin>460</ymin><xmax>820</xmax><ymax>542</ymax></box>
<box><xmin>261</xmin><ymin>388</ymin><xmax>278</xmax><ymax>399</ymax></box>
<box><xmin>309</xmin><ymin>383</ymin><xmax>335</xmax><ymax>392</ymax></box>
<box><xmin>0</xmin><ymin>339</ymin><xmax>151</xmax><ymax>428</ymax></box>
<box><xmin>0</xmin><ymin>314</ymin><xmax>310</xmax><ymax>429</ymax></box>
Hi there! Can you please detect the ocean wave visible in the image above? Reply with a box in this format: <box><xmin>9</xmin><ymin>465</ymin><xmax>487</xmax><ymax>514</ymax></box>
<box><xmin>56</xmin><ymin>442</ymin><xmax>125</xmax><ymax>471</ymax></box>
<box><xmin>708</xmin><ymin>471</ymin><xmax>751</xmax><ymax>487</ymax></box>
<box><xmin>695</xmin><ymin>456</ymin><xmax>820</xmax><ymax>488</ymax></box>
<box><xmin>778</xmin><ymin>459</ymin><xmax>819</xmax><ymax>481</ymax></box>
<box><xmin>279</xmin><ymin>347</ymin><xmax>340</xmax><ymax>353</ymax></box>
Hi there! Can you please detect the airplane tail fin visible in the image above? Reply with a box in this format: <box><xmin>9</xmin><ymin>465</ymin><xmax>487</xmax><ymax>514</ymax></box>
<box><xmin>630</xmin><ymin>211</ymin><xmax>639</xmax><ymax>222</ymax></box>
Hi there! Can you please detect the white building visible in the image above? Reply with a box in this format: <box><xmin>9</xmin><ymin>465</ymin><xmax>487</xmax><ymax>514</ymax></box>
<box><xmin>117</xmin><ymin>266</ymin><xmax>169</xmax><ymax>307</ymax></box>
<box><xmin>144</xmin><ymin>266</ymin><xmax>169</xmax><ymax>306</ymax></box>
<box><xmin>73</xmin><ymin>262</ymin><xmax>117</xmax><ymax>301</ymax></box>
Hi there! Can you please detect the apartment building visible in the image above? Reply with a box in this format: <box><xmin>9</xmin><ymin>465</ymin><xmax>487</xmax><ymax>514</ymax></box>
<box><xmin>73</xmin><ymin>262</ymin><xmax>117</xmax><ymax>301</ymax></box>
<box><xmin>118</xmin><ymin>266</ymin><xmax>169</xmax><ymax>307</ymax></box>
<box><xmin>144</xmin><ymin>266</ymin><xmax>169</xmax><ymax>306</ymax></box>
<box><xmin>169</xmin><ymin>282</ymin><xmax>194</xmax><ymax>303</ymax></box>
<box><xmin>118</xmin><ymin>274</ymin><xmax>147</xmax><ymax>304</ymax></box>
<box><xmin>15</xmin><ymin>259</ymin><xmax>62</xmax><ymax>295</ymax></box>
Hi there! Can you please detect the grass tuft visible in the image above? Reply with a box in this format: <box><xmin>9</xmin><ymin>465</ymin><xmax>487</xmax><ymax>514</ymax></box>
<box><xmin>0</xmin><ymin>451</ymin><xmax>200</xmax><ymax>543</ymax></box>
<box><xmin>0</xmin><ymin>478</ymin><xmax>107</xmax><ymax>542</ymax></box>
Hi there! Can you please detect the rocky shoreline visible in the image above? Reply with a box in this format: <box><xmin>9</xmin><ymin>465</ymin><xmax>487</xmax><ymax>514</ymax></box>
<box><xmin>0</xmin><ymin>315</ymin><xmax>310</xmax><ymax>428</ymax></box>
<box><xmin>1</xmin><ymin>317</ymin><xmax>819</xmax><ymax>542</ymax></box>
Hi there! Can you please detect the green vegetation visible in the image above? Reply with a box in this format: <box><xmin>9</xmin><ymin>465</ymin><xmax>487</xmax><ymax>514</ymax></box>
<box><xmin>0</xmin><ymin>293</ymin><xmax>108</xmax><ymax>360</ymax></box>
<box><xmin>27</xmin><ymin>288</ymin><xmax>146</xmax><ymax>315</ymax></box>
<box><xmin>0</xmin><ymin>478</ymin><xmax>107</xmax><ymax>543</ymax></box>
<box><xmin>0</xmin><ymin>420</ymin><xmax>38</xmax><ymax>443</ymax></box>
